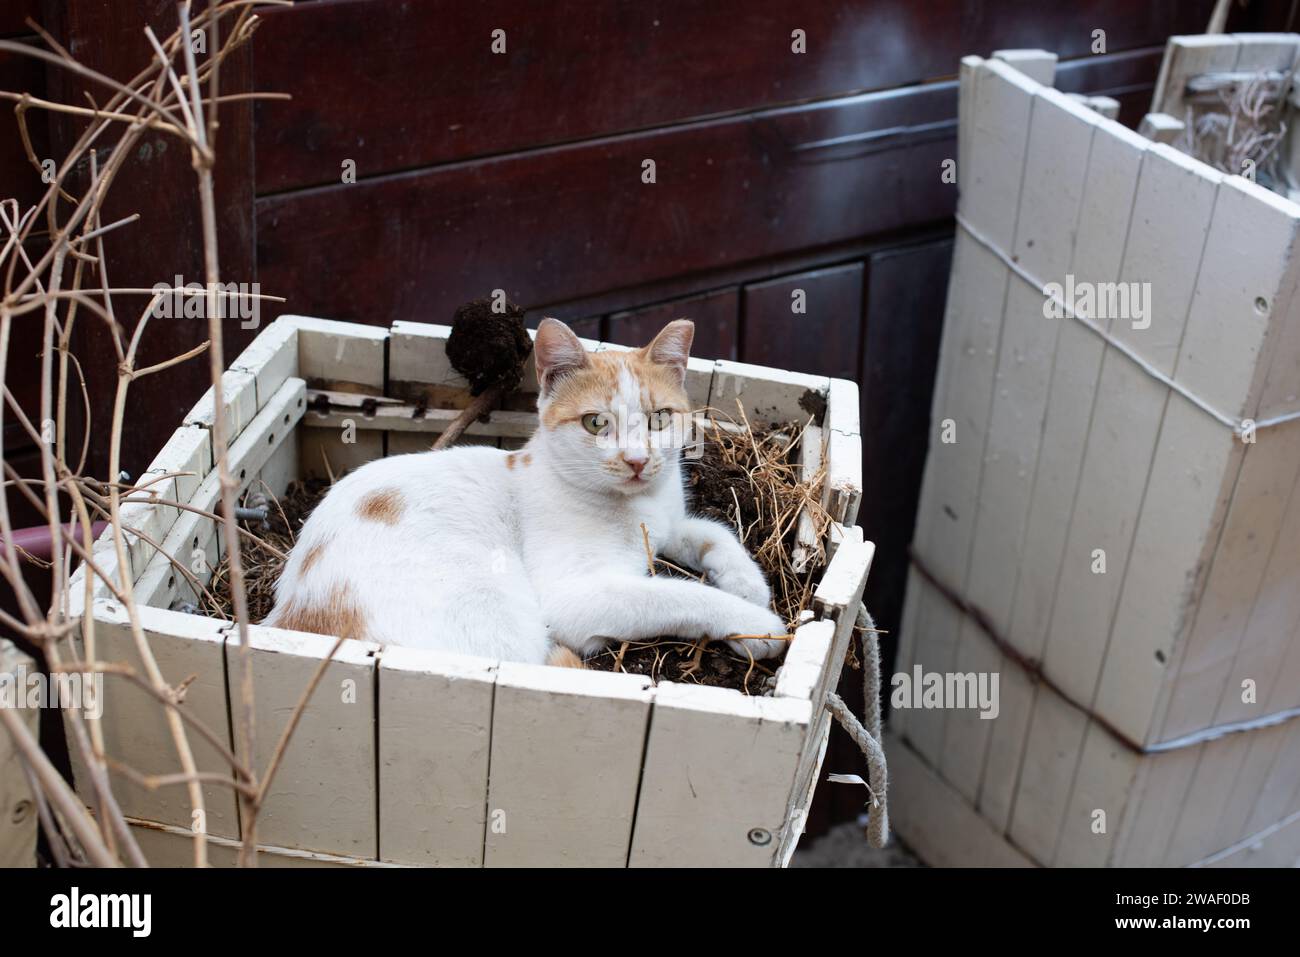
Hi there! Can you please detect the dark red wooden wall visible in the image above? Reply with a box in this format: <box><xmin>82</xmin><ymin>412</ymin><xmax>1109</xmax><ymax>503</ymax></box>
<box><xmin>4</xmin><ymin>0</ymin><xmax>1296</xmax><ymax>834</ymax></box>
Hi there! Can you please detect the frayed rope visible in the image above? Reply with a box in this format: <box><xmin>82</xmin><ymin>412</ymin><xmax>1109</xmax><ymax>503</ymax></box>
<box><xmin>825</xmin><ymin>603</ymin><xmax>889</xmax><ymax>849</ymax></box>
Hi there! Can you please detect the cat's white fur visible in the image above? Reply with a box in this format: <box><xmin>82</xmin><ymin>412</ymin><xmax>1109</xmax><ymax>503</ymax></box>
<box><xmin>265</xmin><ymin>318</ymin><xmax>788</xmax><ymax>664</ymax></box>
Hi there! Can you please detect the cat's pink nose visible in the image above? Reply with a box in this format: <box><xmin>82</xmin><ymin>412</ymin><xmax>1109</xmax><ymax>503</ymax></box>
<box><xmin>622</xmin><ymin>455</ymin><xmax>646</xmax><ymax>477</ymax></box>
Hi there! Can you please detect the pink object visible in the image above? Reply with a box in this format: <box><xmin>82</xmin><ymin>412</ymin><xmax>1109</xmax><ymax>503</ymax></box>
<box><xmin>0</xmin><ymin>522</ymin><xmax>109</xmax><ymax>561</ymax></box>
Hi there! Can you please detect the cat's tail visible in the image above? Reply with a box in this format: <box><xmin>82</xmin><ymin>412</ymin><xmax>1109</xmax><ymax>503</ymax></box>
<box><xmin>546</xmin><ymin>646</ymin><xmax>587</xmax><ymax>669</ymax></box>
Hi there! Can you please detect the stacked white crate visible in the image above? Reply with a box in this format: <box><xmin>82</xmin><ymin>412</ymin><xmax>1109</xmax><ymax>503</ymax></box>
<box><xmin>894</xmin><ymin>43</ymin><xmax>1300</xmax><ymax>867</ymax></box>
<box><xmin>59</xmin><ymin>314</ymin><xmax>875</xmax><ymax>867</ymax></box>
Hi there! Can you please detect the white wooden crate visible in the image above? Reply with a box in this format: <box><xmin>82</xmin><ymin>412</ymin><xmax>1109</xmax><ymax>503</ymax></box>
<box><xmin>896</xmin><ymin>46</ymin><xmax>1300</xmax><ymax>867</ymax></box>
<box><xmin>63</xmin><ymin>315</ymin><xmax>874</xmax><ymax>867</ymax></box>
<box><xmin>0</xmin><ymin>639</ymin><xmax>38</xmax><ymax>867</ymax></box>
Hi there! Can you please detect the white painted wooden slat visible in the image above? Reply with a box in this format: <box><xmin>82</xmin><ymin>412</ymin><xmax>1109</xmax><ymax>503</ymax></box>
<box><xmin>1201</xmin><ymin>702</ymin><xmax>1298</xmax><ymax>858</ymax></box>
<box><xmin>991</xmin><ymin>49</ymin><xmax>1057</xmax><ymax>87</ymax></box>
<box><xmin>1041</xmin><ymin>144</ymin><xmax>1220</xmax><ymax>708</ymax></box>
<box><xmin>629</xmin><ymin>684</ymin><xmax>810</xmax><ymax>867</ymax></box>
<box><xmin>1175</xmin><ymin>178</ymin><xmax>1300</xmax><ymax>422</ymax></box>
<box><xmin>773</xmin><ymin>619</ymin><xmax>838</xmax><ymax>864</ymax></box>
<box><xmin>387</xmin><ymin>320</ymin><xmax>471</xmax><ymax>408</ymax></box>
<box><xmin>257</xmin><ymin>426</ymin><xmax>300</xmax><ymax>500</ymax></box>
<box><xmin>301</xmin><ymin>402</ymin><xmax>534</xmax><ymax>437</ymax></box>
<box><xmin>1005</xmin><ymin>121</ymin><xmax>1148</xmax><ymax>662</ymax></box>
<box><xmin>1052</xmin><ymin>720</ymin><xmax>1140</xmax><ymax>866</ymax></box>
<box><xmin>1007</xmin><ymin>689</ymin><xmax>1087</xmax><ymax>864</ymax></box>
<box><xmin>230</xmin><ymin>317</ymin><xmax>299</xmax><ymax>410</ymax></box>
<box><xmin>810</xmin><ymin>534</ymin><xmax>873</xmax><ymax>718</ymax></box>
<box><xmin>1113</xmin><ymin>746</ymin><xmax>1201</xmax><ymax>866</ymax></box>
<box><xmin>1153</xmin><ymin>432</ymin><xmax>1300</xmax><ymax>742</ymax></box>
<box><xmin>903</xmin><ymin>59</ymin><xmax>1034</xmax><ymax>768</ymax></box>
<box><xmin>1150</xmin><ymin>35</ymin><xmax>1240</xmax><ymax>118</ymax></box>
<box><xmin>792</xmin><ymin>424</ymin><xmax>824</xmax><ymax>573</ymax></box>
<box><xmin>1137</xmin><ymin>112</ymin><xmax>1185</xmax><ymax>143</ymax></box>
<box><xmin>890</xmin><ymin>566</ymin><xmax>923</xmax><ymax>740</ymax></box>
<box><xmin>378</xmin><ymin>646</ymin><xmax>497</xmax><ymax>866</ymax></box>
<box><xmin>822</xmin><ymin>428</ymin><xmax>861</xmax><ymax>526</ymax></box>
<box><xmin>183</xmin><ymin>368</ymin><xmax>257</xmax><ymax>452</ymax></box>
<box><xmin>299</xmin><ymin>424</ymin><xmax>383</xmax><ymax>480</ymax></box>
<box><xmin>1015</xmin><ymin>146</ymin><xmax>1221</xmax><ymax>859</ymax></box>
<box><xmin>132</xmin><ymin>505</ymin><xmax>219</xmax><ymax>612</ymax></box>
<box><xmin>484</xmin><ymin>664</ymin><xmax>652</xmax><ymax>866</ymax></box>
<box><xmin>708</xmin><ymin>359</ymin><xmax>829</xmax><ymax>429</ymax></box>
<box><xmin>1214</xmin><ymin>444</ymin><xmax>1300</xmax><ymax>728</ymax></box>
<box><xmin>942</xmin><ymin>89</ymin><xmax>1099</xmax><ymax>804</ymax></box>
<box><xmin>1230</xmin><ymin>32</ymin><xmax>1299</xmax><ymax>73</ymax></box>
<box><xmin>825</xmin><ymin>376</ymin><xmax>860</xmax><ymax>437</ymax></box>
<box><xmin>128</xmin><ymin>820</ymin><xmax>405</xmax><ymax>868</ymax></box>
<box><xmin>128</xmin><ymin>822</ymin><xmax>241</xmax><ymax>867</ymax></box>
<box><xmin>904</xmin><ymin>236</ymin><xmax>1007</xmax><ymax>768</ymax></box>
<box><xmin>0</xmin><ymin>640</ymin><xmax>38</xmax><ymax>867</ymax></box>
<box><xmin>231</xmin><ymin>624</ymin><xmax>379</xmax><ymax>856</ymax></box>
<box><xmin>1106</xmin><ymin>177</ymin><xmax>1300</xmax><ymax>746</ymax></box>
<box><xmin>143</xmin><ymin>424</ymin><xmax>211</xmax><ymax>527</ymax></box>
<box><xmin>1162</xmin><ymin>733</ymin><xmax>1253</xmax><ymax>866</ymax></box>
<box><xmin>86</xmin><ymin>601</ymin><xmax>239</xmax><ymax>838</ymax></box>
<box><xmin>281</xmin><ymin>314</ymin><xmax>388</xmax><ymax>394</ymax></box>
<box><xmin>776</xmin><ymin>706</ymin><xmax>831</xmax><ymax>866</ymax></box>
<box><xmin>975</xmin><ymin>660</ymin><xmax>1035</xmax><ymax>833</ymax></box>
<box><xmin>823</xmin><ymin>376</ymin><xmax>862</xmax><ymax>525</ymax></box>
<box><xmin>137</xmin><ymin>378</ymin><xmax>308</xmax><ymax>611</ymax></box>
<box><xmin>1241</xmin><ymin>716</ymin><xmax>1300</xmax><ymax>839</ymax></box>
<box><xmin>774</xmin><ymin>618</ymin><xmax>834</xmax><ymax>705</ymax></box>
<box><xmin>1003</xmin><ymin>138</ymin><xmax>1216</xmax><ymax>858</ymax></box>
<box><xmin>960</xmin><ymin>59</ymin><xmax>1038</xmax><ymax>244</ymax></box>
<box><xmin>885</xmin><ymin>731</ymin><xmax>1035</xmax><ymax>867</ymax></box>
<box><xmin>1084</xmin><ymin>95</ymin><xmax>1120</xmax><ymax>121</ymax></box>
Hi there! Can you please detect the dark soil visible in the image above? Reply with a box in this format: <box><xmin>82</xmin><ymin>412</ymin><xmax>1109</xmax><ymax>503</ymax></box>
<box><xmin>682</xmin><ymin>437</ymin><xmax>761</xmax><ymax>528</ymax></box>
<box><xmin>583</xmin><ymin>635</ymin><xmax>777</xmax><ymax>695</ymax></box>
<box><xmin>444</xmin><ymin>297</ymin><xmax>532</xmax><ymax>396</ymax></box>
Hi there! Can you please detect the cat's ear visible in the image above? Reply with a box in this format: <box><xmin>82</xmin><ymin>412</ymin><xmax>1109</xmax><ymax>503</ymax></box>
<box><xmin>645</xmin><ymin>319</ymin><xmax>694</xmax><ymax>385</ymax></box>
<box><xmin>535</xmin><ymin>318</ymin><xmax>590</xmax><ymax>395</ymax></box>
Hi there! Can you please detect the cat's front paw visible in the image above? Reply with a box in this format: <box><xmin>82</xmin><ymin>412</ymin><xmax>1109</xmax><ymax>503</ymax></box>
<box><xmin>721</xmin><ymin>606</ymin><xmax>789</xmax><ymax>660</ymax></box>
<box><xmin>706</xmin><ymin>554</ymin><xmax>772</xmax><ymax>607</ymax></box>
<box><xmin>724</xmin><ymin>635</ymin><xmax>788</xmax><ymax>660</ymax></box>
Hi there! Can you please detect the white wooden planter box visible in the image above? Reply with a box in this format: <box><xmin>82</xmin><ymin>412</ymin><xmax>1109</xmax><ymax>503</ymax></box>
<box><xmin>0</xmin><ymin>639</ymin><xmax>38</xmax><ymax>868</ymax></box>
<box><xmin>895</xmin><ymin>43</ymin><xmax>1300</xmax><ymax>868</ymax></box>
<box><xmin>62</xmin><ymin>315</ymin><xmax>873</xmax><ymax>867</ymax></box>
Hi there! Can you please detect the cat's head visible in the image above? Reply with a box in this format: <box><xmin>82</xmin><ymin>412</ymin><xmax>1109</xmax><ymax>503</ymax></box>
<box><xmin>532</xmin><ymin>317</ymin><xmax>694</xmax><ymax>495</ymax></box>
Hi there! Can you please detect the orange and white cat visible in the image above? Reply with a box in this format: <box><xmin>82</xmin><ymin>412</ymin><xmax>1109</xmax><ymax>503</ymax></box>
<box><xmin>264</xmin><ymin>318</ymin><xmax>788</xmax><ymax>665</ymax></box>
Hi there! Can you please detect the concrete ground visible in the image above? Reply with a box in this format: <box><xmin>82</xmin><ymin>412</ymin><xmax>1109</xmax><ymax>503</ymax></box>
<box><xmin>790</xmin><ymin>818</ymin><xmax>926</xmax><ymax>867</ymax></box>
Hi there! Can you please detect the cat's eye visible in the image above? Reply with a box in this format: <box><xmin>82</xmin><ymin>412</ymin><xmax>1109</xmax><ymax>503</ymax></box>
<box><xmin>581</xmin><ymin>413</ymin><xmax>608</xmax><ymax>435</ymax></box>
<box><xmin>648</xmin><ymin>408</ymin><xmax>672</xmax><ymax>431</ymax></box>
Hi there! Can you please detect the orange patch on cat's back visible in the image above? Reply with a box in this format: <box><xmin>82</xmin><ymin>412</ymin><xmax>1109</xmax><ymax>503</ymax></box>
<box><xmin>299</xmin><ymin>538</ymin><xmax>330</xmax><ymax>575</ymax></box>
<box><xmin>274</xmin><ymin>583</ymin><xmax>368</xmax><ymax>640</ymax></box>
<box><xmin>505</xmin><ymin>452</ymin><xmax>534</xmax><ymax>470</ymax></box>
<box><xmin>356</xmin><ymin>487</ymin><xmax>404</xmax><ymax>524</ymax></box>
